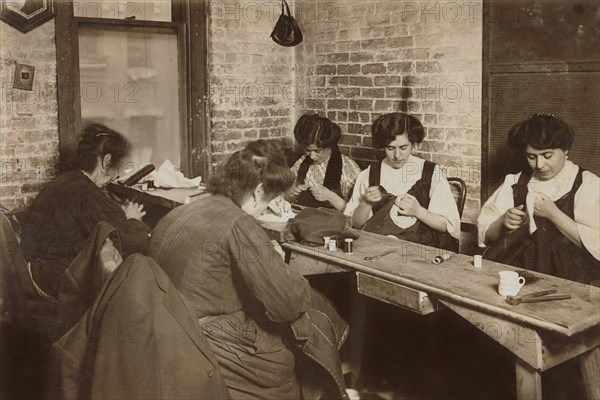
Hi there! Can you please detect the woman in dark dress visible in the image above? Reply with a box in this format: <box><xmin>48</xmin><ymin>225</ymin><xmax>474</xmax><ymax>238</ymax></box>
<box><xmin>150</xmin><ymin>140</ymin><xmax>346</xmax><ymax>399</ymax></box>
<box><xmin>21</xmin><ymin>123</ymin><xmax>150</xmax><ymax>300</ymax></box>
<box><xmin>478</xmin><ymin>113</ymin><xmax>599</xmax><ymax>285</ymax></box>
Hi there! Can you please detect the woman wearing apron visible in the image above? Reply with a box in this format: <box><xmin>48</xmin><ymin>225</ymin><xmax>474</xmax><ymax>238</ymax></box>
<box><xmin>345</xmin><ymin>112</ymin><xmax>460</xmax><ymax>251</ymax></box>
<box><xmin>289</xmin><ymin>114</ymin><xmax>361</xmax><ymax>211</ymax></box>
<box><xmin>478</xmin><ymin>113</ymin><xmax>599</xmax><ymax>285</ymax></box>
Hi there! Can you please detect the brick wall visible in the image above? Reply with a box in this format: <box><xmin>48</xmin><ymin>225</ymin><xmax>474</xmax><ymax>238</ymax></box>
<box><xmin>0</xmin><ymin>21</ymin><xmax>59</xmax><ymax>211</ymax></box>
<box><xmin>207</xmin><ymin>0</ymin><xmax>297</xmax><ymax>167</ymax></box>
<box><xmin>295</xmin><ymin>0</ymin><xmax>483</xmax><ymax>222</ymax></box>
<box><xmin>0</xmin><ymin>0</ymin><xmax>484</xmax><ymax>224</ymax></box>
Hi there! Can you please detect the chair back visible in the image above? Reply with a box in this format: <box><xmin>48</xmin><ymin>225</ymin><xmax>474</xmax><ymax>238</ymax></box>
<box><xmin>0</xmin><ymin>210</ymin><xmax>29</xmax><ymax>321</ymax></box>
<box><xmin>447</xmin><ymin>177</ymin><xmax>467</xmax><ymax>218</ymax></box>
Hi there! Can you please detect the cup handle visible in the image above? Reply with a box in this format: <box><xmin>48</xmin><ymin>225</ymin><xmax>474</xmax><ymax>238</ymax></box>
<box><xmin>517</xmin><ymin>276</ymin><xmax>526</xmax><ymax>289</ymax></box>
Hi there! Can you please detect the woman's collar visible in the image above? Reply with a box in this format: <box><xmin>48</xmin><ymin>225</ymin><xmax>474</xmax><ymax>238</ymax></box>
<box><xmin>531</xmin><ymin>159</ymin><xmax>576</xmax><ymax>184</ymax></box>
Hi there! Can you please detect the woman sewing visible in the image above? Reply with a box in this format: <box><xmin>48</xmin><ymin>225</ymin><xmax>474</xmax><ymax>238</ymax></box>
<box><xmin>345</xmin><ymin>112</ymin><xmax>460</xmax><ymax>251</ymax></box>
<box><xmin>289</xmin><ymin>114</ymin><xmax>361</xmax><ymax>211</ymax></box>
<box><xmin>478</xmin><ymin>113</ymin><xmax>600</xmax><ymax>285</ymax></box>
<box><xmin>21</xmin><ymin>123</ymin><xmax>149</xmax><ymax>300</ymax></box>
<box><xmin>150</xmin><ymin>140</ymin><xmax>346</xmax><ymax>399</ymax></box>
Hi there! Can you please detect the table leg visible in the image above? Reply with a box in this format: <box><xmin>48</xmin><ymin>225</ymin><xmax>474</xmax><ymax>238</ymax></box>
<box><xmin>579</xmin><ymin>346</ymin><xmax>600</xmax><ymax>400</ymax></box>
<box><xmin>515</xmin><ymin>358</ymin><xmax>542</xmax><ymax>400</ymax></box>
<box><xmin>350</xmin><ymin>290</ymin><xmax>367</xmax><ymax>388</ymax></box>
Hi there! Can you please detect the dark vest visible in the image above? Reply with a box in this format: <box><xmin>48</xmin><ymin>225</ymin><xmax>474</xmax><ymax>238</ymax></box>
<box><xmin>294</xmin><ymin>146</ymin><xmax>343</xmax><ymax>209</ymax></box>
<box><xmin>362</xmin><ymin>160</ymin><xmax>458</xmax><ymax>252</ymax></box>
<box><xmin>490</xmin><ymin>167</ymin><xmax>600</xmax><ymax>285</ymax></box>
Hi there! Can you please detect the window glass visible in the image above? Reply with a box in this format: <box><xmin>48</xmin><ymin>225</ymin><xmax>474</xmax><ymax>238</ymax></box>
<box><xmin>79</xmin><ymin>27</ymin><xmax>181</xmax><ymax>174</ymax></box>
<box><xmin>74</xmin><ymin>1</ymin><xmax>171</xmax><ymax>22</ymax></box>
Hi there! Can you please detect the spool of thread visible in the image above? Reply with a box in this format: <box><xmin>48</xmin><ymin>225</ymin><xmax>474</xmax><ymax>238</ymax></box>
<box><xmin>432</xmin><ymin>254</ymin><xmax>450</xmax><ymax>265</ymax></box>
<box><xmin>328</xmin><ymin>238</ymin><xmax>337</xmax><ymax>252</ymax></box>
<box><xmin>344</xmin><ymin>238</ymin><xmax>354</xmax><ymax>254</ymax></box>
<box><xmin>323</xmin><ymin>236</ymin><xmax>331</xmax><ymax>249</ymax></box>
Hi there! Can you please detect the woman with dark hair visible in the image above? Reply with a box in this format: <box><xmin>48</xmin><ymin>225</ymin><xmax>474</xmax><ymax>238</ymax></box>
<box><xmin>150</xmin><ymin>140</ymin><xmax>346</xmax><ymax>399</ymax></box>
<box><xmin>478</xmin><ymin>113</ymin><xmax>599</xmax><ymax>284</ymax></box>
<box><xmin>21</xmin><ymin>123</ymin><xmax>149</xmax><ymax>300</ymax></box>
<box><xmin>289</xmin><ymin>114</ymin><xmax>361</xmax><ymax>211</ymax></box>
<box><xmin>345</xmin><ymin>112</ymin><xmax>460</xmax><ymax>251</ymax></box>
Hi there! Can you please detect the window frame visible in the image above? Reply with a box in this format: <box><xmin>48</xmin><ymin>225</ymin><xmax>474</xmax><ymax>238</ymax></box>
<box><xmin>55</xmin><ymin>1</ymin><xmax>209</xmax><ymax>178</ymax></box>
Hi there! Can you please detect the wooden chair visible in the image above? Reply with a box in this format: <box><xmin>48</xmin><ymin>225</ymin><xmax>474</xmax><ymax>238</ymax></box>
<box><xmin>0</xmin><ymin>208</ymin><xmax>61</xmax><ymax>399</ymax></box>
<box><xmin>447</xmin><ymin>177</ymin><xmax>467</xmax><ymax>218</ymax></box>
<box><xmin>0</xmin><ymin>210</ymin><xmax>30</xmax><ymax>322</ymax></box>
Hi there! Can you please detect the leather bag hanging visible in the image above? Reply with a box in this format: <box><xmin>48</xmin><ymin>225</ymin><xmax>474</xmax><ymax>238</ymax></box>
<box><xmin>270</xmin><ymin>0</ymin><xmax>303</xmax><ymax>47</ymax></box>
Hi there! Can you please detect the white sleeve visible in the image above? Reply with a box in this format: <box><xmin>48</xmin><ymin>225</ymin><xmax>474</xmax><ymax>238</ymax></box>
<box><xmin>343</xmin><ymin>168</ymin><xmax>370</xmax><ymax>218</ymax></box>
<box><xmin>574</xmin><ymin>171</ymin><xmax>600</xmax><ymax>260</ymax></box>
<box><xmin>428</xmin><ymin>166</ymin><xmax>461</xmax><ymax>239</ymax></box>
<box><xmin>477</xmin><ymin>173</ymin><xmax>521</xmax><ymax>246</ymax></box>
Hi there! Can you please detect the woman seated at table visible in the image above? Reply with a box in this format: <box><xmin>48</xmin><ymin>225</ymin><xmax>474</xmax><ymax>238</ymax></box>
<box><xmin>288</xmin><ymin>114</ymin><xmax>361</xmax><ymax>211</ymax></box>
<box><xmin>150</xmin><ymin>140</ymin><xmax>344</xmax><ymax>399</ymax></box>
<box><xmin>345</xmin><ymin>112</ymin><xmax>460</xmax><ymax>251</ymax></box>
<box><xmin>478</xmin><ymin>113</ymin><xmax>599</xmax><ymax>285</ymax></box>
<box><xmin>21</xmin><ymin>123</ymin><xmax>149</xmax><ymax>300</ymax></box>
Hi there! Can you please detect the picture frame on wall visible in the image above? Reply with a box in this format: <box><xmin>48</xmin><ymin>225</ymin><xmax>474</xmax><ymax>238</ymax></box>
<box><xmin>1</xmin><ymin>0</ymin><xmax>55</xmax><ymax>33</ymax></box>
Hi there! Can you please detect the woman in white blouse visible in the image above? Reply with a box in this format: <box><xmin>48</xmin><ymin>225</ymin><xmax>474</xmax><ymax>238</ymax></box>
<box><xmin>345</xmin><ymin>112</ymin><xmax>461</xmax><ymax>251</ymax></box>
<box><xmin>478</xmin><ymin>113</ymin><xmax>599</xmax><ymax>285</ymax></box>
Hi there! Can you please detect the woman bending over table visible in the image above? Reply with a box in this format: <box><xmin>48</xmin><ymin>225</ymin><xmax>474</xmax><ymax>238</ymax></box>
<box><xmin>21</xmin><ymin>123</ymin><xmax>149</xmax><ymax>300</ymax></box>
<box><xmin>478</xmin><ymin>113</ymin><xmax>599</xmax><ymax>285</ymax></box>
<box><xmin>150</xmin><ymin>140</ymin><xmax>346</xmax><ymax>399</ymax></box>
<box><xmin>345</xmin><ymin>112</ymin><xmax>460</xmax><ymax>251</ymax></box>
<box><xmin>288</xmin><ymin>114</ymin><xmax>361</xmax><ymax>211</ymax></box>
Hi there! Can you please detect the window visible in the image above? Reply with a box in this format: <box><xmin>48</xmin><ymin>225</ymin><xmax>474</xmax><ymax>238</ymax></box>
<box><xmin>79</xmin><ymin>28</ymin><xmax>181</xmax><ymax>170</ymax></box>
<box><xmin>55</xmin><ymin>1</ymin><xmax>209</xmax><ymax>178</ymax></box>
<box><xmin>73</xmin><ymin>0</ymin><xmax>171</xmax><ymax>22</ymax></box>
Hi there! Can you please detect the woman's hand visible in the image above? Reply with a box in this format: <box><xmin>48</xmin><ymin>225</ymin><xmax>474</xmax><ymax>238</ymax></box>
<box><xmin>361</xmin><ymin>186</ymin><xmax>383</xmax><ymax>205</ymax></box>
<box><xmin>395</xmin><ymin>193</ymin><xmax>423</xmax><ymax>218</ymax></box>
<box><xmin>502</xmin><ymin>204</ymin><xmax>527</xmax><ymax>230</ymax></box>
<box><xmin>309</xmin><ymin>185</ymin><xmax>332</xmax><ymax>203</ymax></box>
<box><xmin>122</xmin><ymin>201</ymin><xmax>146</xmax><ymax>221</ymax></box>
<box><xmin>533</xmin><ymin>192</ymin><xmax>559</xmax><ymax>220</ymax></box>
<box><xmin>288</xmin><ymin>184</ymin><xmax>308</xmax><ymax>198</ymax></box>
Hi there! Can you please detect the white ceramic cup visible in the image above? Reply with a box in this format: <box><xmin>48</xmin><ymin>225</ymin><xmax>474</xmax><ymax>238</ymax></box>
<box><xmin>498</xmin><ymin>271</ymin><xmax>526</xmax><ymax>297</ymax></box>
<box><xmin>473</xmin><ymin>255</ymin><xmax>482</xmax><ymax>268</ymax></box>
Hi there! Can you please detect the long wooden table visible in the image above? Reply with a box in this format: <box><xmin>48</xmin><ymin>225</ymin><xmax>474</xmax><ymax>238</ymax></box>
<box><xmin>107</xmin><ymin>183</ymin><xmax>600</xmax><ymax>399</ymax></box>
<box><xmin>281</xmin><ymin>231</ymin><xmax>600</xmax><ymax>400</ymax></box>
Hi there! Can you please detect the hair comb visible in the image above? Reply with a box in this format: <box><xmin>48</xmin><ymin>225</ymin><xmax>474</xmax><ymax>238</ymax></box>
<box><xmin>530</xmin><ymin>112</ymin><xmax>560</xmax><ymax>120</ymax></box>
<box><xmin>252</xmin><ymin>155</ymin><xmax>268</xmax><ymax>165</ymax></box>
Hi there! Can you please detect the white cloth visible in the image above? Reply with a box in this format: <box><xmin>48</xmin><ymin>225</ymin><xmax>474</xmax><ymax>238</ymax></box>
<box><xmin>344</xmin><ymin>155</ymin><xmax>461</xmax><ymax>239</ymax></box>
<box><xmin>525</xmin><ymin>192</ymin><xmax>539</xmax><ymax>234</ymax></box>
<box><xmin>150</xmin><ymin>159</ymin><xmax>202</xmax><ymax>188</ymax></box>
<box><xmin>477</xmin><ymin>160</ymin><xmax>600</xmax><ymax>260</ymax></box>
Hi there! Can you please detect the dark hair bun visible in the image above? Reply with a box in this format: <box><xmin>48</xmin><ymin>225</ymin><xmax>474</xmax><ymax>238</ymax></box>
<box><xmin>245</xmin><ymin>139</ymin><xmax>288</xmax><ymax>168</ymax></box>
<box><xmin>75</xmin><ymin>122</ymin><xmax>130</xmax><ymax>172</ymax></box>
<box><xmin>507</xmin><ymin>113</ymin><xmax>574</xmax><ymax>151</ymax></box>
<box><xmin>208</xmin><ymin>140</ymin><xmax>295</xmax><ymax>206</ymax></box>
<box><xmin>371</xmin><ymin>113</ymin><xmax>425</xmax><ymax>148</ymax></box>
<box><xmin>293</xmin><ymin>114</ymin><xmax>341</xmax><ymax>148</ymax></box>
